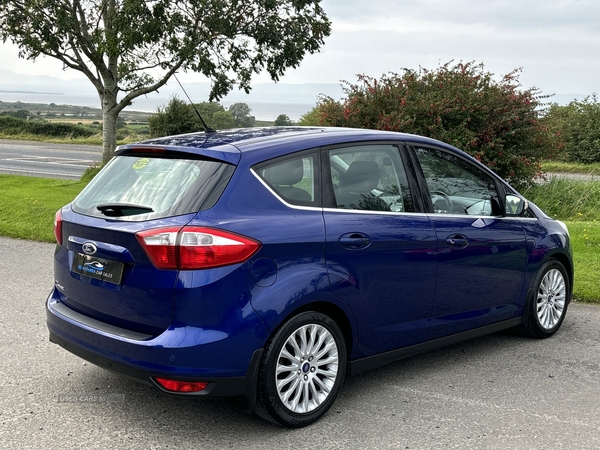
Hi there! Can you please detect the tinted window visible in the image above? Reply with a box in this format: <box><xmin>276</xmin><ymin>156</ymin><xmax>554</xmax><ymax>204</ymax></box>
<box><xmin>256</xmin><ymin>154</ymin><xmax>318</xmax><ymax>206</ymax></box>
<box><xmin>72</xmin><ymin>156</ymin><xmax>234</xmax><ymax>221</ymax></box>
<box><xmin>413</xmin><ymin>146</ymin><xmax>500</xmax><ymax>216</ymax></box>
<box><xmin>328</xmin><ymin>145</ymin><xmax>413</xmax><ymax>212</ymax></box>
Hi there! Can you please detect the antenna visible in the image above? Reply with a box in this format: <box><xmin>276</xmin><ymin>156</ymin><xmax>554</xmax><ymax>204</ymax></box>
<box><xmin>173</xmin><ymin>74</ymin><xmax>216</xmax><ymax>134</ymax></box>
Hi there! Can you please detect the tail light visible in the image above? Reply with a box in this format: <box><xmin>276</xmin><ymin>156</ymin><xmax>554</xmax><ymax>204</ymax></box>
<box><xmin>54</xmin><ymin>209</ymin><xmax>63</xmax><ymax>245</ymax></box>
<box><xmin>136</xmin><ymin>227</ymin><xmax>261</xmax><ymax>270</ymax></box>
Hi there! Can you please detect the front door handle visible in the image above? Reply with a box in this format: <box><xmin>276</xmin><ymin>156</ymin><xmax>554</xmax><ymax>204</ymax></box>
<box><xmin>340</xmin><ymin>232</ymin><xmax>371</xmax><ymax>250</ymax></box>
<box><xmin>446</xmin><ymin>234</ymin><xmax>469</xmax><ymax>249</ymax></box>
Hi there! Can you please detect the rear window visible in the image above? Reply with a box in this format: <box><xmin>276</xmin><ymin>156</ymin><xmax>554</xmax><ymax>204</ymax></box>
<box><xmin>72</xmin><ymin>156</ymin><xmax>235</xmax><ymax>221</ymax></box>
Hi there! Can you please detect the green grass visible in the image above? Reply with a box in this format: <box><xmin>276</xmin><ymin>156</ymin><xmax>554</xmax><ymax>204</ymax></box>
<box><xmin>0</xmin><ymin>175</ymin><xmax>86</xmax><ymax>242</ymax></box>
<box><xmin>566</xmin><ymin>221</ymin><xmax>600</xmax><ymax>302</ymax></box>
<box><xmin>522</xmin><ymin>178</ymin><xmax>600</xmax><ymax>302</ymax></box>
<box><xmin>0</xmin><ymin>130</ymin><xmax>104</xmax><ymax>146</ymax></box>
<box><xmin>0</xmin><ymin>174</ymin><xmax>597</xmax><ymax>302</ymax></box>
<box><xmin>522</xmin><ymin>178</ymin><xmax>600</xmax><ymax>221</ymax></box>
<box><xmin>542</xmin><ymin>160</ymin><xmax>600</xmax><ymax>175</ymax></box>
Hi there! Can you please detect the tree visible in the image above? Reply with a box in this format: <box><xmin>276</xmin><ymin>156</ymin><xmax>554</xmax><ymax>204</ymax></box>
<box><xmin>148</xmin><ymin>97</ymin><xmax>234</xmax><ymax>137</ymax></box>
<box><xmin>229</xmin><ymin>102</ymin><xmax>255</xmax><ymax>128</ymax></box>
<box><xmin>298</xmin><ymin>108</ymin><xmax>320</xmax><ymax>126</ymax></box>
<box><xmin>274</xmin><ymin>114</ymin><xmax>294</xmax><ymax>126</ymax></box>
<box><xmin>148</xmin><ymin>97</ymin><xmax>200</xmax><ymax>137</ymax></box>
<box><xmin>0</xmin><ymin>1</ymin><xmax>331</xmax><ymax>163</ymax></box>
<box><xmin>194</xmin><ymin>102</ymin><xmax>235</xmax><ymax>130</ymax></box>
<box><xmin>308</xmin><ymin>62</ymin><xmax>557</xmax><ymax>189</ymax></box>
<box><xmin>0</xmin><ymin>109</ymin><xmax>29</xmax><ymax>119</ymax></box>
<box><xmin>545</xmin><ymin>95</ymin><xmax>600</xmax><ymax>164</ymax></box>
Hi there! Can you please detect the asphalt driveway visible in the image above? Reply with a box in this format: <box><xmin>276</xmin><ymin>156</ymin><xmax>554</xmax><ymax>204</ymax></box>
<box><xmin>1</xmin><ymin>236</ymin><xmax>599</xmax><ymax>449</ymax></box>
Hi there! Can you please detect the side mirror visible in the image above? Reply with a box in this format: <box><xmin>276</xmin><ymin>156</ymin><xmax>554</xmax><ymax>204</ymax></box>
<box><xmin>505</xmin><ymin>194</ymin><xmax>529</xmax><ymax>216</ymax></box>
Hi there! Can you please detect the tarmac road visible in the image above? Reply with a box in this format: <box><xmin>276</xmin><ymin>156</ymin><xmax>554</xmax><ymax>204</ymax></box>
<box><xmin>0</xmin><ymin>236</ymin><xmax>599</xmax><ymax>449</ymax></box>
<box><xmin>0</xmin><ymin>139</ymin><xmax>101</xmax><ymax>179</ymax></box>
<box><xmin>1</xmin><ymin>137</ymin><xmax>599</xmax><ymax>184</ymax></box>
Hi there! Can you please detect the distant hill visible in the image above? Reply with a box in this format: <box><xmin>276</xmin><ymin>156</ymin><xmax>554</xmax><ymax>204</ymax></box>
<box><xmin>1</xmin><ymin>69</ymin><xmax>588</xmax><ymax>120</ymax></box>
<box><xmin>0</xmin><ymin>69</ymin><xmax>344</xmax><ymax>120</ymax></box>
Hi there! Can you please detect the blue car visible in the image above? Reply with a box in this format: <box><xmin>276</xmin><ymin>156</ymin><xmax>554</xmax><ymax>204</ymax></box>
<box><xmin>47</xmin><ymin>127</ymin><xmax>572</xmax><ymax>427</ymax></box>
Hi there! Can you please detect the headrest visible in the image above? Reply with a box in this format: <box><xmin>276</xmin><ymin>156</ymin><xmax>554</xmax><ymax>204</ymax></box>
<box><xmin>264</xmin><ymin>158</ymin><xmax>304</xmax><ymax>186</ymax></box>
<box><xmin>342</xmin><ymin>161</ymin><xmax>380</xmax><ymax>193</ymax></box>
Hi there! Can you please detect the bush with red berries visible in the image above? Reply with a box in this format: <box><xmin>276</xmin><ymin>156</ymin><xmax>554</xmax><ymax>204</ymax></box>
<box><xmin>307</xmin><ymin>62</ymin><xmax>557</xmax><ymax>189</ymax></box>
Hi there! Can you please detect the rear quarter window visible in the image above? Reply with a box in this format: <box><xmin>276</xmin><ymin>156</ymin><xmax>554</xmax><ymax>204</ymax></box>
<box><xmin>254</xmin><ymin>153</ymin><xmax>319</xmax><ymax>207</ymax></box>
<box><xmin>72</xmin><ymin>156</ymin><xmax>234</xmax><ymax>221</ymax></box>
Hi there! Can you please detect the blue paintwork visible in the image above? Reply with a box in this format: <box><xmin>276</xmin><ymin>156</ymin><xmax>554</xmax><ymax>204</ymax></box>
<box><xmin>427</xmin><ymin>215</ymin><xmax>528</xmax><ymax>339</ymax></box>
<box><xmin>324</xmin><ymin>210</ymin><xmax>437</xmax><ymax>356</ymax></box>
<box><xmin>47</xmin><ymin>127</ymin><xmax>573</xmax><ymax>397</ymax></box>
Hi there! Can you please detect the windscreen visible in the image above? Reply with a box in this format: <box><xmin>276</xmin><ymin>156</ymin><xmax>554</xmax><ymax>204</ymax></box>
<box><xmin>72</xmin><ymin>155</ymin><xmax>235</xmax><ymax>221</ymax></box>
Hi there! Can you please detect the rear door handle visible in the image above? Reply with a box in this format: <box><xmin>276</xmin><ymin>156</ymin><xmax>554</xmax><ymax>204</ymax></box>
<box><xmin>340</xmin><ymin>232</ymin><xmax>371</xmax><ymax>250</ymax></box>
<box><xmin>446</xmin><ymin>234</ymin><xmax>469</xmax><ymax>249</ymax></box>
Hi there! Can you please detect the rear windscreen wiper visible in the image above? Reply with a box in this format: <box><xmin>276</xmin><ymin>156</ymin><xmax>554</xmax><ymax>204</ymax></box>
<box><xmin>96</xmin><ymin>203</ymin><xmax>154</xmax><ymax>217</ymax></box>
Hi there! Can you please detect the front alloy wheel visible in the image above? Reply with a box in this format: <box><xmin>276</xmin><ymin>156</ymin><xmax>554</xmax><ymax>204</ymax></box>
<box><xmin>525</xmin><ymin>259</ymin><xmax>570</xmax><ymax>338</ymax></box>
<box><xmin>255</xmin><ymin>311</ymin><xmax>347</xmax><ymax>427</ymax></box>
<box><xmin>536</xmin><ymin>268</ymin><xmax>567</xmax><ymax>330</ymax></box>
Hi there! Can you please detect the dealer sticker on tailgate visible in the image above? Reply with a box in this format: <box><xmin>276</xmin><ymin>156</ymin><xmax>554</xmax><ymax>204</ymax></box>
<box><xmin>72</xmin><ymin>253</ymin><xmax>124</xmax><ymax>285</ymax></box>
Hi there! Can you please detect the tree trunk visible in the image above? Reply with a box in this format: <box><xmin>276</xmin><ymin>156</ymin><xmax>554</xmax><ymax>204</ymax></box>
<box><xmin>101</xmin><ymin>92</ymin><xmax>119</xmax><ymax>165</ymax></box>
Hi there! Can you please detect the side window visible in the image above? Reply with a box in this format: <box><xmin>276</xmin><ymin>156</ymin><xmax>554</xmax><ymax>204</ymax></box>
<box><xmin>328</xmin><ymin>145</ymin><xmax>413</xmax><ymax>212</ymax></box>
<box><xmin>413</xmin><ymin>146</ymin><xmax>500</xmax><ymax>216</ymax></box>
<box><xmin>256</xmin><ymin>153</ymin><xmax>317</xmax><ymax>206</ymax></box>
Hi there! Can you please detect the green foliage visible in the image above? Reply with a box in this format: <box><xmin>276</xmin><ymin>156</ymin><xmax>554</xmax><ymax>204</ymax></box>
<box><xmin>0</xmin><ymin>115</ymin><xmax>96</xmax><ymax>138</ymax></box>
<box><xmin>0</xmin><ymin>109</ymin><xmax>30</xmax><ymax>119</ymax></box>
<box><xmin>80</xmin><ymin>163</ymin><xmax>104</xmax><ymax>183</ymax></box>
<box><xmin>274</xmin><ymin>114</ymin><xmax>294</xmax><ymax>126</ymax></box>
<box><xmin>542</xmin><ymin>160</ymin><xmax>600</xmax><ymax>175</ymax></box>
<box><xmin>148</xmin><ymin>97</ymin><xmax>203</xmax><ymax>137</ymax></box>
<box><xmin>310</xmin><ymin>62</ymin><xmax>557</xmax><ymax>189</ymax></box>
<box><xmin>228</xmin><ymin>102</ymin><xmax>256</xmax><ymax>128</ymax></box>
<box><xmin>148</xmin><ymin>97</ymin><xmax>236</xmax><ymax>137</ymax></box>
<box><xmin>0</xmin><ymin>0</ymin><xmax>330</xmax><ymax>99</ymax></box>
<box><xmin>522</xmin><ymin>178</ymin><xmax>600</xmax><ymax>221</ymax></box>
<box><xmin>196</xmin><ymin>103</ymin><xmax>235</xmax><ymax>130</ymax></box>
<box><xmin>298</xmin><ymin>108</ymin><xmax>321</xmax><ymax>126</ymax></box>
<box><xmin>0</xmin><ymin>0</ymin><xmax>331</xmax><ymax>162</ymax></box>
<box><xmin>545</xmin><ymin>95</ymin><xmax>600</xmax><ymax>163</ymax></box>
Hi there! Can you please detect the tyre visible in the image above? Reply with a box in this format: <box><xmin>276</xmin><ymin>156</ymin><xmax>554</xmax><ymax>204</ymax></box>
<box><xmin>524</xmin><ymin>259</ymin><xmax>570</xmax><ymax>338</ymax></box>
<box><xmin>255</xmin><ymin>311</ymin><xmax>347</xmax><ymax>427</ymax></box>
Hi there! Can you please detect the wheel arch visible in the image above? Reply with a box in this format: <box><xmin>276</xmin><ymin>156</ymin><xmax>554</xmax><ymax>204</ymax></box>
<box><xmin>265</xmin><ymin>300</ymin><xmax>357</xmax><ymax>366</ymax></box>
<box><xmin>295</xmin><ymin>301</ymin><xmax>355</xmax><ymax>362</ymax></box>
<box><xmin>548</xmin><ymin>251</ymin><xmax>574</xmax><ymax>299</ymax></box>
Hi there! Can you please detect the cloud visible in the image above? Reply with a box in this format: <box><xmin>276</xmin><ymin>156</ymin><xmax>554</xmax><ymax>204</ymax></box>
<box><xmin>1</xmin><ymin>0</ymin><xmax>598</xmax><ymax>100</ymax></box>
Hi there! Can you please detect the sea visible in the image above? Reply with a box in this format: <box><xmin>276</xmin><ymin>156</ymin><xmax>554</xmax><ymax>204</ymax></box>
<box><xmin>0</xmin><ymin>90</ymin><xmax>318</xmax><ymax>122</ymax></box>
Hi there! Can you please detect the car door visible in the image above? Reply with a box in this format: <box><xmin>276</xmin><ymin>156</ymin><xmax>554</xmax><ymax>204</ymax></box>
<box><xmin>410</xmin><ymin>144</ymin><xmax>529</xmax><ymax>339</ymax></box>
<box><xmin>322</xmin><ymin>143</ymin><xmax>438</xmax><ymax>358</ymax></box>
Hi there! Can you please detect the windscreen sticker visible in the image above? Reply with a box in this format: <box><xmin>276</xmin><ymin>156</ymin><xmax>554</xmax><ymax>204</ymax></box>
<box><xmin>132</xmin><ymin>158</ymin><xmax>149</xmax><ymax>170</ymax></box>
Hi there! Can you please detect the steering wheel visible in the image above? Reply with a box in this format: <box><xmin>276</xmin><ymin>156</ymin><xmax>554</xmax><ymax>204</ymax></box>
<box><xmin>431</xmin><ymin>191</ymin><xmax>453</xmax><ymax>214</ymax></box>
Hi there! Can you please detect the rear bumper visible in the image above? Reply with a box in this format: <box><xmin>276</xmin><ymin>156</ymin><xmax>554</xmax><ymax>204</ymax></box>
<box><xmin>48</xmin><ymin>330</ymin><xmax>262</xmax><ymax>400</ymax></box>
<box><xmin>46</xmin><ymin>288</ymin><xmax>265</xmax><ymax>407</ymax></box>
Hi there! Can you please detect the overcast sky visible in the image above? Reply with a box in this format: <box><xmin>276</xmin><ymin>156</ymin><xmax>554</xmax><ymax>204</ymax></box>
<box><xmin>1</xmin><ymin>0</ymin><xmax>599</xmax><ymax>99</ymax></box>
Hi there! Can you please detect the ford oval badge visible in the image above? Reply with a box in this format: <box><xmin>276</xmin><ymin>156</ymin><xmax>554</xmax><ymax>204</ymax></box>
<box><xmin>82</xmin><ymin>242</ymin><xmax>98</xmax><ymax>255</ymax></box>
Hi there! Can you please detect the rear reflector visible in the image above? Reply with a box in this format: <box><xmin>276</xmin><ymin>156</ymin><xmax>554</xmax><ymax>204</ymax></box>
<box><xmin>154</xmin><ymin>377</ymin><xmax>208</xmax><ymax>393</ymax></box>
<box><xmin>136</xmin><ymin>227</ymin><xmax>261</xmax><ymax>270</ymax></box>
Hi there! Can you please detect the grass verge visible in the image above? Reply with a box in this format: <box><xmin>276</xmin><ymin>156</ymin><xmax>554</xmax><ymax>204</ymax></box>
<box><xmin>0</xmin><ymin>131</ymin><xmax>143</xmax><ymax>146</ymax></box>
<box><xmin>0</xmin><ymin>175</ymin><xmax>86</xmax><ymax>242</ymax></box>
<box><xmin>522</xmin><ymin>178</ymin><xmax>600</xmax><ymax>220</ymax></box>
<box><xmin>542</xmin><ymin>160</ymin><xmax>600</xmax><ymax>175</ymax></box>
<box><xmin>0</xmin><ymin>175</ymin><xmax>597</xmax><ymax>302</ymax></box>
<box><xmin>566</xmin><ymin>221</ymin><xmax>600</xmax><ymax>303</ymax></box>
